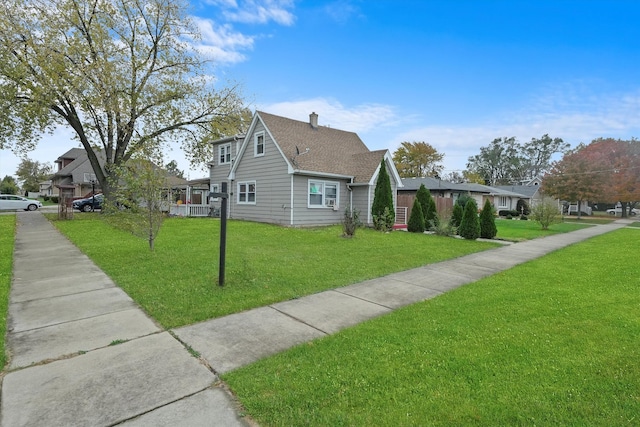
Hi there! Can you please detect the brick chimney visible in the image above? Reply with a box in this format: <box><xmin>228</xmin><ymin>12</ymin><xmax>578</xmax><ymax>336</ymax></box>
<box><xmin>309</xmin><ymin>112</ymin><xmax>318</xmax><ymax>129</ymax></box>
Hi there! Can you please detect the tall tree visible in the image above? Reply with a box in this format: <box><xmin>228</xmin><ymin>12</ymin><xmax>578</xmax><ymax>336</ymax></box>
<box><xmin>466</xmin><ymin>137</ymin><xmax>522</xmax><ymax>185</ymax></box>
<box><xmin>521</xmin><ymin>134</ymin><xmax>569</xmax><ymax>179</ymax></box>
<box><xmin>0</xmin><ymin>175</ymin><xmax>19</xmax><ymax>194</ymax></box>
<box><xmin>15</xmin><ymin>158</ymin><xmax>52</xmax><ymax>193</ymax></box>
<box><xmin>165</xmin><ymin>160</ymin><xmax>185</xmax><ymax>179</ymax></box>
<box><xmin>0</xmin><ymin>0</ymin><xmax>246</xmax><ymax>200</ymax></box>
<box><xmin>542</xmin><ymin>144</ymin><xmax>605</xmax><ymax>218</ymax></box>
<box><xmin>392</xmin><ymin>141</ymin><xmax>444</xmax><ymax>178</ymax></box>
<box><xmin>371</xmin><ymin>159</ymin><xmax>395</xmax><ymax>231</ymax></box>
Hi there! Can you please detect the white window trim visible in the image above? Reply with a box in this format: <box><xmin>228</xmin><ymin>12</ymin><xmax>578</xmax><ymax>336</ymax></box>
<box><xmin>237</xmin><ymin>181</ymin><xmax>256</xmax><ymax>205</ymax></box>
<box><xmin>254</xmin><ymin>132</ymin><xmax>265</xmax><ymax>157</ymax></box>
<box><xmin>498</xmin><ymin>196</ymin><xmax>508</xmax><ymax>208</ymax></box>
<box><xmin>308</xmin><ymin>179</ymin><xmax>339</xmax><ymax>209</ymax></box>
<box><xmin>83</xmin><ymin>173</ymin><xmax>97</xmax><ymax>183</ymax></box>
<box><xmin>210</xmin><ymin>184</ymin><xmax>219</xmax><ymax>202</ymax></box>
<box><xmin>219</xmin><ymin>143</ymin><xmax>232</xmax><ymax>165</ymax></box>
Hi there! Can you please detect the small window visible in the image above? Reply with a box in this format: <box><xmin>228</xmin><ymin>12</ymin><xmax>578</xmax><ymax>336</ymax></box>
<box><xmin>254</xmin><ymin>132</ymin><xmax>265</xmax><ymax>157</ymax></box>
<box><xmin>219</xmin><ymin>143</ymin><xmax>232</xmax><ymax>165</ymax></box>
<box><xmin>499</xmin><ymin>196</ymin><xmax>508</xmax><ymax>208</ymax></box>
<box><xmin>237</xmin><ymin>181</ymin><xmax>256</xmax><ymax>204</ymax></box>
<box><xmin>210</xmin><ymin>184</ymin><xmax>219</xmax><ymax>202</ymax></box>
<box><xmin>308</xmin><ymin>180</ymin><xmax>339</xmax><ymax>208</ymax></box>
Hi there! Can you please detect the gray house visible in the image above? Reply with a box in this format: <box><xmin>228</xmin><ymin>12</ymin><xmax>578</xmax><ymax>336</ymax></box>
<box><xmin>209</xmin><ymin>111</ymin><xmax>403</xmax><ymax>226</ymax></box>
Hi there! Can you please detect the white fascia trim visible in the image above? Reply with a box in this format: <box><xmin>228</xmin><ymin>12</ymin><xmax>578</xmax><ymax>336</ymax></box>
<box><xmin>292</xmin><ymin>169</ymin><xmax>353</xmax><ymax>180</ymax></box>
<box><xmin>290</xmin><ymin>174</ymin><xmax>295</xmax><ymax>225</ymax></box>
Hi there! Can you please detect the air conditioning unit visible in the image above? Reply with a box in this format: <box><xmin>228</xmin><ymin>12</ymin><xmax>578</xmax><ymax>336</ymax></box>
<box><xmin>327</xmin><ymin>199</ymin><xmax>336</xmax><ymax>207</ymax></box>
<box><xmin>333</xmin><ymin>204</ymin><xmax>339</xmax><ymax>211</ymax></box>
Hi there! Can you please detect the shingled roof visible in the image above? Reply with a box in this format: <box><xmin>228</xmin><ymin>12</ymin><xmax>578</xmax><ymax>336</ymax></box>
<box><xmin>257</xmin><ymin>111</ymin><xmax>385</xmax><ymax>184</ymax></box>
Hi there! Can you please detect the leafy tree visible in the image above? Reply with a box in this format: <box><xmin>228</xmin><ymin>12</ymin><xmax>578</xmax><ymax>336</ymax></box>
<box><xmin>458</xmin><ymin>198</ymin><xmax>480</xmax><ymax>240</ymax></box>
<box><xmin>0</xmin><ymin>0</ymin><xmax>246</xmax><ymax>201</ymax></box>
<box><xmin>372</xmin><ymin>159</ymin><xmax>395</xmax><ymax>231</ymax></box>
<box><xmin>407</xmin><ymin>198</ymin><xmax>425</xmax><ymax>233</ymax></box>
<box><xmin>450</xmin><ymin>202</ymin><xmax>463</xmax><ymax>230</ymax></box>
<box><xmin>462</xmin><ymin>170</ymin><xmax>486</xmax><ymax>184</ymax></box>
<box><xmin>467</xmin><ymin>135</ymin><xmax>567</xmax><ymax>185</ymax></box>
<box><xmin>165</xmin><ymin>160</ymin><xmax>185</xmax><ymax>179</ymax></box>
<box><xmin>0</xmin><ymin>175</ymin><xmax>19</xmax><ymax>194</ymax></box>
<box><xmin>479</xmin><ymin>199</ymin><xmax>497</xmax><ymax>239</ymax></box>
<box><xmin>466</xmin><ymin>137</ymin><xmax>522</xmax><ymax>185</ymax></box>
<box><xmin>531</xmin><ymin>197</ymin><xmax>561</xmax><ymax>230</ymax></box>
<box><xmin>392</xmin><ymin>141</ymin><xmax>444</xmax><ymax>178</ymax></box>
<box><xmin>543</xmin><ymin>143</ymin><xmax>607</xmax><ymax>218</ymax></box>
<box><xmin>15</xmin><ymin>159</ymin><xmax>52</xmax><ymax>193</ymax></box>
<box><xmin>104</xmin><ymin>152</ymin><xmax>167</xmax><ymax>251</ymax></box>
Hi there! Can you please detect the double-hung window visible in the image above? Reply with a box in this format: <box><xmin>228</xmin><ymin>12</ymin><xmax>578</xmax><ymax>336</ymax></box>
<box><xmin>308</xmin><ymin>180</ymin><xmax>338</xmax><ymax>208</ymax></box>
<box><xmin>237</xmin><ymin>181</ymin><xmax>256</xmax><ymax>204</ymax></box>
<box><xmin>219</xmin><ymin>143</ymin><xmax>232</xmax><ymax>165</ymax></box>
<box><xmin>254</xmin><ymin>132</ymin><xmax>265</xmax><ymax>157</ymax></box>
<box><xmin>498</xmin><ymin>196</ymin><xmax>508</xmax><ymax>208</ymax></box>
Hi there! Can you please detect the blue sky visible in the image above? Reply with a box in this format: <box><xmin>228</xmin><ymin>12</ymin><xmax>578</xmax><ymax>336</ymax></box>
<box><xmin>2</xmin><ymin>0</ymin><xmax>640</xmax><ymax>179</ymax></box>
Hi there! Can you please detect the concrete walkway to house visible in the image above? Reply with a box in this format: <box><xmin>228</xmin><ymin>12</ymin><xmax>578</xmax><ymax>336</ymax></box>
<box><xmin>1</xmin><ymin>211</ymin><xmax>634</xmax><ymax>426</ymax></box>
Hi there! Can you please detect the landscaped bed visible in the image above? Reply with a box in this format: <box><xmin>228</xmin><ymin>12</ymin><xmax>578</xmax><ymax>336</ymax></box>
<box><xmin>224</xmin><ymin>228</ymin><xmax>640</xmax><ymax>426</ymax></box>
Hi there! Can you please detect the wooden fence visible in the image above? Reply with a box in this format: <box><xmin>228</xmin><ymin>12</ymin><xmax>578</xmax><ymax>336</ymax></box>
<box><xmin>396</xmin><ymin>194</ymin><xmax>453</xmax><ymax>221</ymax></box>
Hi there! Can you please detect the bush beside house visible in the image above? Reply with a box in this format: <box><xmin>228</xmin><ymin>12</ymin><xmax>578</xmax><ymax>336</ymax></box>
<box><xmin>407</xmin><ymin>198</ymin><xmax>425</xmax><ymax>233</ymax></box>
<box><xmin>479</xmin><ymin>199</ymin><xmax>497</xmax><ymax>239</ymax></box>
<box><xmin>459</xmin><ymin>198</ymin><xmax>480</xmax><ymax>240</ymax></box>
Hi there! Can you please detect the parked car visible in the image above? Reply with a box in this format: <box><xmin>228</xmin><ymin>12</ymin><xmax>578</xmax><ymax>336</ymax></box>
<box><xmin>72</xmin><ymin>194</ymin><xmax>104</xmax><ymax>212</ymax></box>
<box><xmin>606</xmin><ymin>207</ymin><xmax>639</xmax><ymax>216</ymax></box>
<box><xmin>0</xmin><ymin>194</ymin><xmax>43</xmax><ymax>211</ymax></box>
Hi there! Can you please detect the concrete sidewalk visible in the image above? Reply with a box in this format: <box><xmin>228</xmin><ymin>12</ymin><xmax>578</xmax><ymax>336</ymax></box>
<box><xmin>1</xmin><ymin>212</ymin><xmax>633</xmax><ymax>426</ymax></box>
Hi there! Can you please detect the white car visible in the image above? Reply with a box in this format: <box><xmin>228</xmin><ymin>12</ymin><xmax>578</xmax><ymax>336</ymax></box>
<box><xmin>0</xmin><ymin>194</ymin><xmax>43</xmax><ymax>211</ymax></box>
<box><xmin>606</xmin><ymin>207</ymin><xmax>638</xmax><ymax>216</ymax></box>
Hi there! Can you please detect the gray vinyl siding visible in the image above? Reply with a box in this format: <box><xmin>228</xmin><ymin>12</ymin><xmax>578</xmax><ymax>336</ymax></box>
<box><xmin>230</xmin><ymin>122</ymin><xmax>291</xmax><ymax>225</ymax></box>
<box><xmin>290</xmin><ymin>175</ymin><xmax>347</xmax><ymax>226</ymax></box>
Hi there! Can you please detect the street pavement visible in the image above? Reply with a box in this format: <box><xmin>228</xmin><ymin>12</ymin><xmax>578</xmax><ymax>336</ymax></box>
<box><xmin>0</xmin><ymin>211</ymin><xmax>633</xmax><ymax>426</ymax></box>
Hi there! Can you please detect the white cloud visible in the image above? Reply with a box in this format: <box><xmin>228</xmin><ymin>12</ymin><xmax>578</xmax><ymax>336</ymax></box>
<box><xmin>190</xmin><ymin>17</ymin><xmax>255</xmax><ymax>64</ymax></box>
<box><xmin>261</xmin><ymin>97</ymin><xmax>400</xmax><ymax>133</ymax></box>
<box><xmin>206</xmin><ymin>0</ymin><xmax>295</xmax><ymax>25</ymax></box>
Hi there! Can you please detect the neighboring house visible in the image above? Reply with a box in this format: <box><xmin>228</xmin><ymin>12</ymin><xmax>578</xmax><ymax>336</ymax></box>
<box><xmin>398</xmin><ymin>177</ymin><xmax>533</xmax><ymax>219</ymax></box>
<box><xmin>494</xmin><ymin>177</ymin><xmax>544</xmax><ymax>209</ymax></box>
<box><xmin>39</xmin><ymin>180</ymin><xmax>53</xmax><ymax>197</ymax></box>
<box><xmin>51</xmin><ymin>148</ymin><xmax>104</xmax><ymax>199</ymax></box>
<box><xmin>208</xmin><ymin>111</ymin><xmax>403</xmax><ymax>226</ymax></box>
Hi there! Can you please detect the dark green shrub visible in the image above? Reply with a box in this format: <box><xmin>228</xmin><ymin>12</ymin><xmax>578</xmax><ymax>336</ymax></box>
<box><xmin>520</xmin><ymin>215</ymin><xmax>528</xmax><ymax>220</ymax></box>
<box><xmin>50</xmin><ymin>196</ymin><xmax>59</xmax><ymax>204</ymax></box>
<box><xmin>451</xmin><ymin>203</ymin><xmax>463</xmax><ymax>230</ymax></box>
<box><xmin>371</xmin><ymin>160</ymin><xmax>395</xmax><ymax>231</ymax></box>
<box><xmin>43</xmin><ymin>195</ymin><xmax>50</xmax><ymax>201</ymax></box>
<box><xmin>415</xmin><ymin>184</ymin><xmax>435</xmax><ymax>229</ymax></box>
<box><xmin>456</xmin><ymin>193</ymin><xmax>473</xmax><ymax>210</ymax></box>
<box><xmin>426</xmin><ymin>197</ymin><xmax>439</xmax><ymax>229</ymax></box>
<box><xmin>516</xmin><ymin>199</ymin><xmax>530</xmax><ymax>215</ymax></box>
<box><xmin>506</xmin><ymin>214</ymin><xmax>513</xmax><ymax>220</ymax></box>
<box><xmin>407</xmin><ymin>198</ymin><xmax>425</xmax><ymax>233</ymax></box>
<box><xmin>459</xmin><ymin>198</ymin><xmax>480</xmax><ymax>240</ymax></box>
<box><xmin>479</xmin><ymin>199</ymin><xmax>497</xmax><ymax>239</ymax></box>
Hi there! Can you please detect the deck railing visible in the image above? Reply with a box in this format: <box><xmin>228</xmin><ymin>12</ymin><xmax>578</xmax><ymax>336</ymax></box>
<box><xmin>395</xmin><ymin>206</ymin><xmax>408</xmax><ymax>225</ymax></box>
<box><xmin>169</xmin><ymin>204</ymin><xmax>213</xmax><ymax>217</ymax></box>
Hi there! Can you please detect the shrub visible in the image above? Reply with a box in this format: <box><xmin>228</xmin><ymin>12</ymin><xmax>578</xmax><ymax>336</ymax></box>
<box><xmin>50</xmin><ymin>196</ymin><xmax>59</xmax><ymax>204</ymax></box>
<box><xmin>532</xmin><ymin>198</ymin><xmax>561</xmax><ymax>230</ymax></box>
<box><xmin>371</xmin><ymin>160</ymin><xmax>395</xmax><ymax>231</ymax></box>
<box><xmin>373</xmin><ymin>207</ymin><xmax>394</xmax><ymax>233</ymax></box>
<box><xmin>479</xmin><ymin>199</ymin><xmax>497</xmax><ymax>239</ymax></box>
<box><xmin>451</xmin><ymin>203</ymin><xmax>463</xmax><ymax>230</ymax></box>
<box><xmin>407</xmin><ymin>199</ymin><xmax>425</xmax><ymax>233</ymax></box>
<box><xmin>516</xmin><ymin>199</ymin><xmax>531</xmax><ymax>215</ymax></box>
<box><xmin>43</xmin><ymin>195</ymin><xmax>50</xmax><ymax>201</ymax></box>
<box><xmin>416</xmin><ymin>184</ymin><xmax>438</xmax><ymax>229</ymax></box>
<box><xmin>459</xmin><ymin>198</ymin><xmax>480</xmax><ymax>240</ymax></box>
<box><xmin>426</xmin><ymin>197</ymin><xmax>439</xmax><ymax>229</ymax></box>
<box><xmin>456</xmin><ymin>193</ymin><xmax>473</xmax><ymax>210</ymax></box>
<box><xmin>342</xmin><ymin>206</ymin><xmax>361</xmax><ymax>237</ymax></box>
<box><xmin>430</xmin><ymin>214</ymin><xmax>456</xmax><ymax>236</ymax></box>
<box><xmin>520</xmin><ymin>215</ymin><xmax>528</xmax><ymax>220</ymax></box>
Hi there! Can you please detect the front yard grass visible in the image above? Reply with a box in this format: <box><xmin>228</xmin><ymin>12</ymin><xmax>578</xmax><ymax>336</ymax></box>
<box><xmin>495</xmin><ymin>218</ymin><xmax>592</xmax><ymax>242</ymax></box>
<box><xmin>224</xmin><ymin>228</ymin><xmax>640</xmax><ymax>426</ymax></box>
<box><xmin>0</xmin><ymin>215</ymin><xmax>16</xmax><ymax>369</ymax></box>
<box><xmin>50</xmin><ymin>216</ymin><xmax>499</xmax><ymax>328</ymax></box>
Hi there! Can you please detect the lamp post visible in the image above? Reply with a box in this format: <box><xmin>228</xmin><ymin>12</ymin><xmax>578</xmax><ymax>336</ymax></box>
<box><xmin>210</xmin><ymin>181</ymin><xmax>229</xmax><ymax>286</ymax></box>
<box><xmin>90</xmin><ymin>179</ymin><xmax>96</xmax><ymax>212</ymax></box>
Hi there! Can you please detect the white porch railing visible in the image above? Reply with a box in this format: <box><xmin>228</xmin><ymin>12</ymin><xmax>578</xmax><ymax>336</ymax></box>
<box><xmin>395</xmin><ymin>206</ymin><xmax>408</xmax><ymax>225</ymax></box>
<box><xmin>169</xmin><ymin>204</ymin><xmax>213</xmax><ymax>217</ymax></box>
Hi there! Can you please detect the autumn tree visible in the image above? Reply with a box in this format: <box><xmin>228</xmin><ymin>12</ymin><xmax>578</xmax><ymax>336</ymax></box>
<box><xmin>15</xmin><ymin>159</ymin><xmax>52</xmax><ymax>193</ymax></box>
<box><xmin>393</xmin><ymin>141</ymin><xmax>444</xmax><ymax>178</ymax></box>
<box><xmin>0</xmin><ymin>0</ymin><xmax>246</xmax><ymax>202</ymax></box>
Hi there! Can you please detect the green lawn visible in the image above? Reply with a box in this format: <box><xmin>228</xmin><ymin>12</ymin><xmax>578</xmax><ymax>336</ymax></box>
<box><xmin>495</xmin><ymin>218</ymin><xmax>593</xmax><ymax>242</ymax></box>
<box><xmin>224</xmin><ymin>228</ymin><xmax>640</xmax><ymax>426</ymax></box>
<box><xmin>50</xmin><ymin>215</ymin><xmax>499</xmax><ymax>328</ymax></box>
<box><xmin>0</xmin><ymin>215</ymin><xmax>16</xmax><ymax>369</ymax></box>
